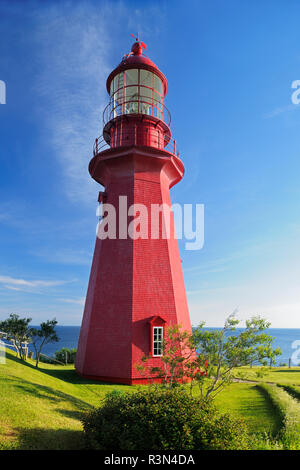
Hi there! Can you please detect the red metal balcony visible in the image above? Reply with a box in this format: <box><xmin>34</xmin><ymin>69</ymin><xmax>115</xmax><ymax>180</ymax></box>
<box><xmin>93</xmin><ymin>90</ymin><xmax>179</xmax><ymax>158</ymax></box>
<box><xmin>93</xmin><ymin>129</ymin><xmax>179</xmax><ymax>158</ymax></box>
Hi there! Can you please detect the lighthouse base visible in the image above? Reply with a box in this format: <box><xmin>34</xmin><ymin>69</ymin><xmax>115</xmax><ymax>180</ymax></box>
<box><xmin>77</xmin><ymin>371</ymin><xmax>191</xmax><ymax>386</ymax></box>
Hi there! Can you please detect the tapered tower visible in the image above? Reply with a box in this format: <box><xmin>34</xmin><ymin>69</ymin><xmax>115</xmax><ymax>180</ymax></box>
<box><xmin>75</xmin><ymin>38</ymin><xmax>193</xmax><ymax>384</ymax></box>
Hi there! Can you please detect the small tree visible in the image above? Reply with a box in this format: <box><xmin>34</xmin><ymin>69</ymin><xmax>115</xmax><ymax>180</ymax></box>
<box><xmin>29</xmin><ymin>319</ymin><xmax>59</xmax><ymax>368</ymax></box>
<box><xmin>136</xmin><ymin>324</ymin><xmax>206</xmax><ymax>395</ymax></box>
<box><xmin>0</xmin><ymin>314</ymin><xmax>32</xmax><ymax>360</ymax></box>
<box><xmin>136</xmin><ymin>314</ymin><xmax>282</xmax><ymax>399</ymax></box>
<box><xmin>55</xmin><ymin>347</ymin><xmax>76</xmax><ymax>364</ymax></box>
<box><xmin>193</xmin><ymin>314</ymin><xmax>282</xmax><ymax>399</ymax></box>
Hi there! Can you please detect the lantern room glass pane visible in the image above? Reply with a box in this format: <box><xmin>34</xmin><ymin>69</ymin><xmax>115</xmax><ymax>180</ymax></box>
<box><xmin>154</xmin><ymin>74</ymin><xmax>163</xmax><ymax>96</ymax></box>
<box><xmin>139</xmin><ymin>88</ymin><xmax>152</xmax><ymax>115</ymax></box>
<box><xmin>140</xmin><ymin>69</ymin><xmax>153</xmax><ymax>88</ymax></box>
<box><xmin>125</xmin><ymin>69</ymin><xmax>138</xmax><ymax>86</ymax></box>
<box><xmin>113</xmin><ymin>76</ymin><xmax>117</xmax><ymax>94</ymax></box>
<box><xmin>125</xmin><ymin>85</ymin><xmax>139</xmax><ymax>114</ymax></box>
<box><xmin>114</xmin><ymin>73</ymin><xmax>124</xmax><ymax>103</ymax></box>
<box><xmin>140</xmin><ymin>101</ymin><xmax>152</xmax><ymax>115</ymax></box>
<box><xmin>154</xmin><ymin>91</ymin><xmax>162</xmax><ymax>105</ymax></box>
<box><xmin>140</xmin><ymin>85</ymin><xmax>152</xmax><ymax>102</ymax></box>
<box><xmin>125</xmin><ymin>85</ymin><xmax>139</xmax><ymax>101</ymax></box>
<box><xmin>114</xmin><ymin>74</ymin><xmax>122</xmax><ymax>93</ymax></box>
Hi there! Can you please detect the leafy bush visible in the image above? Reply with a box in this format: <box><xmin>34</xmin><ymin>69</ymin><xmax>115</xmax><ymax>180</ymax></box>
<box><xmin>54</xmin><ymin>347</ymin><xmax>76</xmax><ymax>364</ymax></box>
<box><xmin>82</xmin><ymin>388</ymin><xmax>250</xmax><ymax>450</ymax></box>
<box><xmin>255</xmin><ymin>367</ymin><xmax>269</xmax><ymax>379</ymax></box>
<box><xmin>250</xmin><ymin>432</ymin><xmax>283</xmax><ymax>450</ymax></box>
<box><xmin>38</xmin><ymin>355</ymin><xmax>57</xmax><ymax>364</ymax></box>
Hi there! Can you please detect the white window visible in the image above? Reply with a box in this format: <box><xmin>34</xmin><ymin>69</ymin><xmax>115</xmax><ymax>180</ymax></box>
<box><xmin>152</xmin><ymin>326</ymin><xmax>163</xmax><ymax>357</ymax></box>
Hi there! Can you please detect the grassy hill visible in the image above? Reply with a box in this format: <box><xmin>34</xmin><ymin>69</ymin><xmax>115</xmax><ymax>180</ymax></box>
<box><xmin>0</xmin><ymin>351</ymin><xmax>133</xmax><ymax>450</ymax></box>
<box><xmin>1</xmin><ymin>350</ymin><xmax>300</xmax><ymax>450</ymax></box>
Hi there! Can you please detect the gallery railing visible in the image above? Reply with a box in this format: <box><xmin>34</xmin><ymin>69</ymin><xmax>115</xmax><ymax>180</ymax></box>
<box><xmin>93</xmin><ymin>129</ymin><xmax>179</xmax><ymax>158</ymax></box>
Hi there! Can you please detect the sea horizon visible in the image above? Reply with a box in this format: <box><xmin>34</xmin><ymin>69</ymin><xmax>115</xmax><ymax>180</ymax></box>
<box><xmin>5</xmin><ymin>325</ymin><xmax>295</xmax><ymax>367</ymax></box>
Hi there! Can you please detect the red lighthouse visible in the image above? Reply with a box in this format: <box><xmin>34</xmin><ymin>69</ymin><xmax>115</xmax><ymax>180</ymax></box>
<box><xmin>75</xmin><ymin>38</ymin><xmax>193</xmax><ymax>384</ymax></box>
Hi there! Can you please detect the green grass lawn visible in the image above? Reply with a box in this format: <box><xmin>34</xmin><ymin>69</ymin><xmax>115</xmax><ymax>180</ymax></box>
<box><xmin>0</xmin><ymin>351</ymin><xmax>133</xmax><ymax>450</ymax></box>
<box><xmin>235</xmin><ymin>366</ymin><xmax>300</xmax><ymax>386</ymax></box>
<box><xmin>214</xmin><ymin>383</ymin><xmax>282</xmax><ymax>435</ymax></box>
<box><xmin>0</xmin><ymin>350</ymin><xmax>297</xmax><ymax>450</ymax></box>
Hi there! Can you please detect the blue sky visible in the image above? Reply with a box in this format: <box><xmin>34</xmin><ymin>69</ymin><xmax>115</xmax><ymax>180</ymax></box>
<box><xmin>0</xmin><ymin>0</ymin><xmax>300</xmax><ymax>327</ymax></box>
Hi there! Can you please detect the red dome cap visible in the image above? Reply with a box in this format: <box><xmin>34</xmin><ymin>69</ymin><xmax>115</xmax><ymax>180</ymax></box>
<box><xmin>131</xmin><ymin>41</ymin><xmax>144</xmax><ymax>55</ymax></box>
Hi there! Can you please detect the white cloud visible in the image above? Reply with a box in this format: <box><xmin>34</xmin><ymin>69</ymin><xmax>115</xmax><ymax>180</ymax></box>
<box><xmin>32</xmin><ymin>3</ymin><xmax>111</xmax><ymax>204</ymax></box>
<box><xmin>33</xmin><ymin>248</ymin><xmax>92</xmax><ymax>266</ymax></box>
<box><xmin>0</xmin><ymin>275</ymin><xmax>73</xmax><ymax>293</ymax></box>
<box><xmin>60</xmin><ymin>297</ymin><xmax>86</xmax><ymax>306</ymax></box>
<box><xmin>3</xmin><ymin>285</ymin><xmax>25</xmax><ymax>292</ymax></box>
<box><xmin>31</xmin><ymin>2</ymin><xmax>166</xmax><ymax>204</ymax></box>
<box><xmin>264</xmin><ymin>103</ymin><xmax>299</xmax><ymax>119</ymax></box>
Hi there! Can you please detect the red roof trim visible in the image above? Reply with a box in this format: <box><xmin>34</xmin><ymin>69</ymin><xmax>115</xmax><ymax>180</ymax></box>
<box><xmin>149</xmin><ymin>315</ymin><xmax>166</xmax><ymax>325</ymax></box>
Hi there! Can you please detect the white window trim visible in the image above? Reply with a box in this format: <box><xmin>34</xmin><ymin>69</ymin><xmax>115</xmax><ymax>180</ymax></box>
<box><xmin>152</xmin><ymin>326</ymin><xmax>163</xmax><ymax>357</ymax></box>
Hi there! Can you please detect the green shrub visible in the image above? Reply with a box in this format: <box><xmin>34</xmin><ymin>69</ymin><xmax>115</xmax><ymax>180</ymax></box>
<box><xmin>38</xmin><ymin>355</ymin><xmax>57</xmax><ymax>364</ymax></box>
<box><xmin>250</xmin><ymin>432</ymin><xmax>283</xmax><ymax>450</ymax></box>
<box><xmin>81</xmin><ymin>387</ymin><xmax>250</xmax><ymax>450</ymax></box>
<box><xmin>257</xmin><ymin>383</ymin><xmax>300</xmax><ymax>449</ymax></box>
<box><xmin>54</xmin><ymin>347</ymin><xmax>76</xmax><ymax>364</ymax></box>
<box><xmin>280</xmin><ymin>385</ymin><xmax>300</xmax><ymax>402</ymax></box>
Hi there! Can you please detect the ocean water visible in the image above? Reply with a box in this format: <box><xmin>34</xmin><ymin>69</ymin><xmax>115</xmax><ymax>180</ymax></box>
<box><xmin>3</xmin><ymin>326</ymin><xmax>300</xmax><ymax>366</ymax></box>
<box><xmin>199</xmin><ymin>328</ymin><xmax>300</xmax><ymax>367</ymax></box>
<box><xmin>29</xmin><ymin>326</ymin><xmax>80</xmax><ymax>358</ymax></box>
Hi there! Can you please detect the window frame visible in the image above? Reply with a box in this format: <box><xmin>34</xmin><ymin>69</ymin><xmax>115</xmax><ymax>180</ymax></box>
<box><xmin>152</xmin><ymin>326</ymin><xmax>164</xmax><ymax>357</ymax></box>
